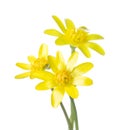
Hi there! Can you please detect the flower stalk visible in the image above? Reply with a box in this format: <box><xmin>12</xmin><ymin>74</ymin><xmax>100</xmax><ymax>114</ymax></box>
<box><xmin>60</xmin><ymin>97</ymin><xmax>79</xmax><ymax>130</ymax></box>
<box><xmin>70</xmin><ymin>97</ymin><xmax>79</xmax><ymax>130</ymax></box>
<box><xmin>60</xmin><ymin>102</ymin><xmax>73</xmax><ymax>130</ymax></box>
<box><xmin>69</xmin><ymin>45</ymin><xmax>79</xmax><ymax>130</ymax></box>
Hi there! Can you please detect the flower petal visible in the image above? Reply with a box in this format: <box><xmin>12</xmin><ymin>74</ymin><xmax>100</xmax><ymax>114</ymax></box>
<box><xmin>16</xmin><ymin>63</ymin><xmax>31</xmax><ymax>70</ymax></box>
<box><xmin>87</xmin><ymin>34</ymin><xmax>104</xmax><ymax>40</ymax></box>
<box><xmin>51</xmin><ymin>86</ymin><xmax>65</xmax><ymax>107</ymax></box>
<box><xmin>65</xmin><ymin>18</ymin><xmax>75</xmax><ymax>29</ymax></box>
<box><xmin>78</xmin><ymin>45</ymin><xmax>91</xmax><ymax>58</ymax></box>
<box><xmin>35</xmin><ymin>81</ymin><xmax>54</xmax><ymax>90</ymax></box>
<box><xmin>87</xmin><ymin>42</ymin><xmax>105</xmax><ymax>55</ymax></box>
<box><xmin>52</xmin><ymin>15</ymin><xmax>66</xmax><ymax>33</ymax></box>
<box><xmin>27</xmin><ymin>56</ymin><xmax>36</xmax><ymax>64</ymax></box>
<box><xmin>55</xmin><ymin>37</ymin><xmax>69</xmax><ymax>45</ymax></box>
<box><xmin>15</xmin><ymin>72</ymin><xmax>30</xmax><ymax>79</ymax></box>
<box><xmin>72</xmin><ymin>62</ymin><xmax>93</xmax><ymax>76</ymax></box>
<box><xmin>38</xmin><ymin>44</ymin><xmax>48</xmax><ymax>59</ymax></box>
<box><xmin>48</xmin><ymin>56</ymin><xmax>58</xmax><ymax>72</ymax></box>
<box><xmin>44</xmin><ymin>29</ymin><xmax>62</xmax><ymax>37</ymax></box>
<box><xmin>73</xmin><ymin>76</ymin><xmax>93</xmax><ymax>86</ymax></box>
<box><xmin>65</xmin><ymin>85</ymin><xmax>79</xmax><ymax>98</ymax></box>
<box><xmin>67</xmin><ymin>51</ymin><xmax>78</xmax><ymax>71</ymax></box>
<box><xmin>31</xmin><ymin>71</ymin><xmax>54</xmax><ymax>80</ymax></box>
<box><xmin>56</xmin><ymin>51</ymin><xmax>66</xmax><ymax>70</ymax></box>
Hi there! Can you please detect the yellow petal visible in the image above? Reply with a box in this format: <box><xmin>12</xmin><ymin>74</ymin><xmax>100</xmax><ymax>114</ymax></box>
<box><xmin>15</xmin><ymin>72</ymin><xmax>30</xmax><ymax>79</ymax></box>
<box><xmin>16</xmin><ymin>63</ymin><xmax>31</xmax><ymax>70</ymax></box>
<box><xmin>65</xmin><ymin>18</ymin><xmax>75</xmax><ymax>29</ymax></box>
<box><xmin>51</xmin><ymin>86</ymin><xmax>65</xmax><ymax>107</ymax></box>
<box><xmin>87</xmin><ymin>42</ymin><xmax>105</xmax><ymax>55</ymax></box>
<box><xmin>35</xmin><ymin>81</ymin><xmax>54</xmax><ymax>90</ymax></box>
<box><xmin>73</xmin><ymin>76</ymin><xmax>93</xmax><ymax>86</ymax></box>
<box><xmin>31</xmin><ymin>71</ymin><xmax>54</xmax><ymax>80</ymax></box>
<box><xmin>44</xmin><ymin>29</ymin><xmax>62</xmax><ymax>37</ymax></box>
<box><xmin>56</xmin><ymin>51</ymin><xmax>66</xmax><ymax>70</ymax></box>
<box><xmin>67</xmin><ymin>51</ymin><xmax>78</xmax><ymax>71</ymax></box>
<box><xmin>72</xmin><ymin>62</ymin><xmax>93</xmax><ymax>76</ymax></box>
<box><xmin>65</xmin><ymin>85</ymin><xmax>79</xmax><ymax>98</ymax></box>
<box><xmin>38</xmin><ymin>44</ymin><xmax>48</xmax><ymax>59</ymax></box>
<box><xmin>55</xmin><ymin>37</ymin><xmax>69</xmax><ymax>45</ymax></box>
<box><xmin>87</xmin><ymin>34</ymin><xmax>104</xmax><ymax>40</ymax></box>
<box><xmin>27</xmin><ymin>56</ymin><xmax>36</xmax><ymax>64</ymax></box>
<box><xmin>48</xmin><ymin>56</ymin><xmax>58</xmax><ymax>72</ymax></box>
<box><xmin>78</xmin><ymin>45</ymin><xmax>91</xmax><ymax>58</ymax></box>
<box><xmin>52</xmin><ymin>15</ymin><xmax>66</xmax><ymax>33</ymax></box>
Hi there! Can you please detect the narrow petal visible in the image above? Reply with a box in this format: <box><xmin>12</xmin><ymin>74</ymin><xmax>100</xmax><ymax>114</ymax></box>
<box><xmin>48</xmin><ymin>56</ymin><xmax>58</xmax><ymax>72</ymax></box>
<box><xmin>44</xmin><ymin>29</ymin><xmax>62</xmax><ymax>37</ymax></box>
<box><xmin>51</xmin><ymin>86</ymin><xmax>65</xmax><ymax>107</ymax></box>
<box><xmin>15</xmin><ymin>72</ymin><xmax>30</xmax><ymax>79</ymax></box>
<box><xmin>65</xmin><ymin>85</ymin><xmax>79</xmax><ymax>98</ymax></box>
<box><xmin>87</xmin><ymin>34</ymin><xmax>104</xmax><ymax>40</ymax></box>
<box><xmin>87</xmin><ymin>42</ymin><xmax>105</xmax><ymax>55</ymax></box>
<box><xmin>55</xmin><ymin>37</ymin><xmax>69</xmax><ymax>45</ymax></box>
<box><xmin>78</xmin><ymin>46</ymin><xmax>91</xmax><ymax>58</ymax></box>
<box><xmin>27</xmin><ymin>56</ymin><xmax>36</xmax><ymax>64</ymax></box>
<box><xmin>52</xmin><ymin>15</ymin><xmax>66</xmax><ymax>33</ymax></box>
<box><xmin>31</xmin><ymin>71</ymin><xmax>54</xmax><ymax>80</ymax></box>
<box><xmin>56</xmin><ymin>51</ymin><xmax>66</xmax><ymax>70</ymax></box>
<box><xmin>35</xmin><ymin>81</ymin><xmax>54</xmax><ymax>90</ymax></box>
<box><xmin>16</xmin><ymin>63</ymin><xmax>31</xmax><ymax>70</ymax></box>
<box><xmin>65</xmin><ymin>18</ymin><xmax>75</xmax><ymax>29</ymax></box>
<box><xmin>67</xmin><ymin>51</ymin><xmax>78</xmax><ymax>71</ymax></box>
<box><xmin>72</xmin><ymin>62</ymin><xmax>93</xmax><ymax>77</ymax></box>
<box><xmin>38</xmin><ymin>44</ymin><xmax>48</xmax><ymax>59</ymax></box>
<box><xmin>73</xmin><ymin>76</ymin><xmax>93</xmax><ymax>86</ymax></box>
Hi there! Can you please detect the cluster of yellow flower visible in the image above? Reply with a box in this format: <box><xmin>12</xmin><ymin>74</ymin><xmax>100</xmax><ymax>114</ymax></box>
<box><xmin>15</xmin><ymin>16</ymin><xmax>105</xmax><ymax>108</ymax></box>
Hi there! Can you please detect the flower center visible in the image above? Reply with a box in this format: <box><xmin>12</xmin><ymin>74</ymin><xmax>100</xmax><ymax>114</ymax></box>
<box><xmin>31</xmin><ymin>58</ymin><xmax>48</xmax><ymax>72</ymax></box>
<box><xmin>55</xmin><ymin>70</ymin><xmax>72</xmax><ymax>86</ymax></box>
<box><xmin>65</xmin><ymin>28</ymin><xmax>88</xmax><ymax>46</ymax></box>
<box><xmin>73</xmin><ymin>29</ymin><xmax>88</xmax><ymax>43</ymax></box>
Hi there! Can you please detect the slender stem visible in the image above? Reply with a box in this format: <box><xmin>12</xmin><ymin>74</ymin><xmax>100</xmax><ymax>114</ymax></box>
<box><xmin>70</xmin><ymin>45</ymin><xmax>79</xmax><ymax>130</ymax></box>
<box><xmin>70</xmin><ymin>45</ymin><xmax>76</xmax><ymax>53</ymax></box>
<box><xmin>70</xmin><ymin>97</ymin><xmax>79</xmax><ymax>130</ymax></box>
<box><xmin>60</xmin><ymin>102</ymin><xmax>73</xmax><ymax>130</ymax></box>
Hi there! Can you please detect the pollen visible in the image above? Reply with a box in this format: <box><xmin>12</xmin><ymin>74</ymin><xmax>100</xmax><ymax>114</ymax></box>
<box><xmin>31</xmin><ymin>58</ymin><xmax>48</xmax><ymax>71</ymax></box>
<box><xmin>64</xmin><ymin>28</ymin><xmax>88</xmax><ymax>46</ymax></box>
<box><xmin>71</xmin><ymin>29</ymin><xmax>88</xmax><ymax>46</ymax></box>
<box><xmin>55</xmin><ymin>70</ymin><xmax>72</xmax><ymax>85</ymax></box>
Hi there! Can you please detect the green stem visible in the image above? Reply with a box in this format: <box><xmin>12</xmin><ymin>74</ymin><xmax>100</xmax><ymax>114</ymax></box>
<box><xmin>70</xmin><ymin>45</ymin><xmax>76</xmax><ymax>53</ymax></box>
<box><xmin>70</xmin><ymin>45</ymin><xmax>79</xmax><ymax>130</ymax></box>
<box><xmin>70</xmin><ymin>97</ymin><xmax>79</xmax><ymax>130</ymax></box>
<box><xmin>60</xmin><ymin>102</ymin><xmax>73</xmax><ymax>130</ymax></box>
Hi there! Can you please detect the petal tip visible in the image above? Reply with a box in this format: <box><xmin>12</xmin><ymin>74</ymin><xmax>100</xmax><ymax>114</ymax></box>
<box><xmin>87</xmin><ymin>79</ymin><xmax>93</xmax><ymax>85</ymax></box>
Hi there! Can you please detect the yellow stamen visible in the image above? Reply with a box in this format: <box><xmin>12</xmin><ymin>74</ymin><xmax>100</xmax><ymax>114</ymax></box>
<box><xmin>55</xmin><ymin>70</ymin><xmax>72</xmax><ymax>85</ymax></box>
<box><xmin>31</xmin><ymin>58</ymin><xmax>48</xmax><ymax>71</ymax></box>
<box><xmin>64</xmin><ymin>28</ymin><xmax>88</xmax><ymax>46</ymax></box>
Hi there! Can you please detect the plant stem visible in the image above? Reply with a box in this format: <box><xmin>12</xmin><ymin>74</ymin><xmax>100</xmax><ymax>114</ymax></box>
<box><xmin>70</xmin><ymin>45</ymin><xmax>79</xmax><ymax>130</ymax></box>
<box><xmin>60</xmin><ymin>102</ymin><xmax>73</xmax><ymax>130</ymax></box>
<box><xmin>70</xmin><ymin>45</ymin><xmax>76</xmax><ymax>53</ymax></box>
<box><xmin>70</xmin><ymin>97</ymin><xmax>79</xmax><ymax>130</ymax></box>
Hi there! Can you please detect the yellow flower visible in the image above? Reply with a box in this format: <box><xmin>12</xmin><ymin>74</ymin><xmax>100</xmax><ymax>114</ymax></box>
<box><xmin>33</xmin><ymin>51</ymin><xmax>93</xmax><ymax>107</ymax></box>
<box><xmin>44</xmin><ymin>15</ymin><xmax>105</xmax><ymax>57</ymax></box>
<box><xmin>15</xmin><ymin>43</ymin><xmax>48</xmax><ymax>79</ymax></box>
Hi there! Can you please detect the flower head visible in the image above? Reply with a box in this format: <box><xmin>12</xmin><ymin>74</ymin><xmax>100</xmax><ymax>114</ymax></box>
<box><xmin>33</xmin><ymin>51</ymin><xmax>93</xmax><ymax>107</ymax></box>
<box><xmin>15</xmin><ymin>43</ymin><xmax>48</xmax><ymax>79</ymax></box>
<box><xmin>44</xmin><ymin>15</ymin><xmax>105</xmax><ymax>57</ymax></box>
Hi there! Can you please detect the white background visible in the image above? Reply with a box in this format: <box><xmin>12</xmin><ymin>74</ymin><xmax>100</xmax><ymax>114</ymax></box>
<box><xmin>0</xmin><ymin>0</ymin><xmax>119</xmax><ymax>130</ymax></box>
